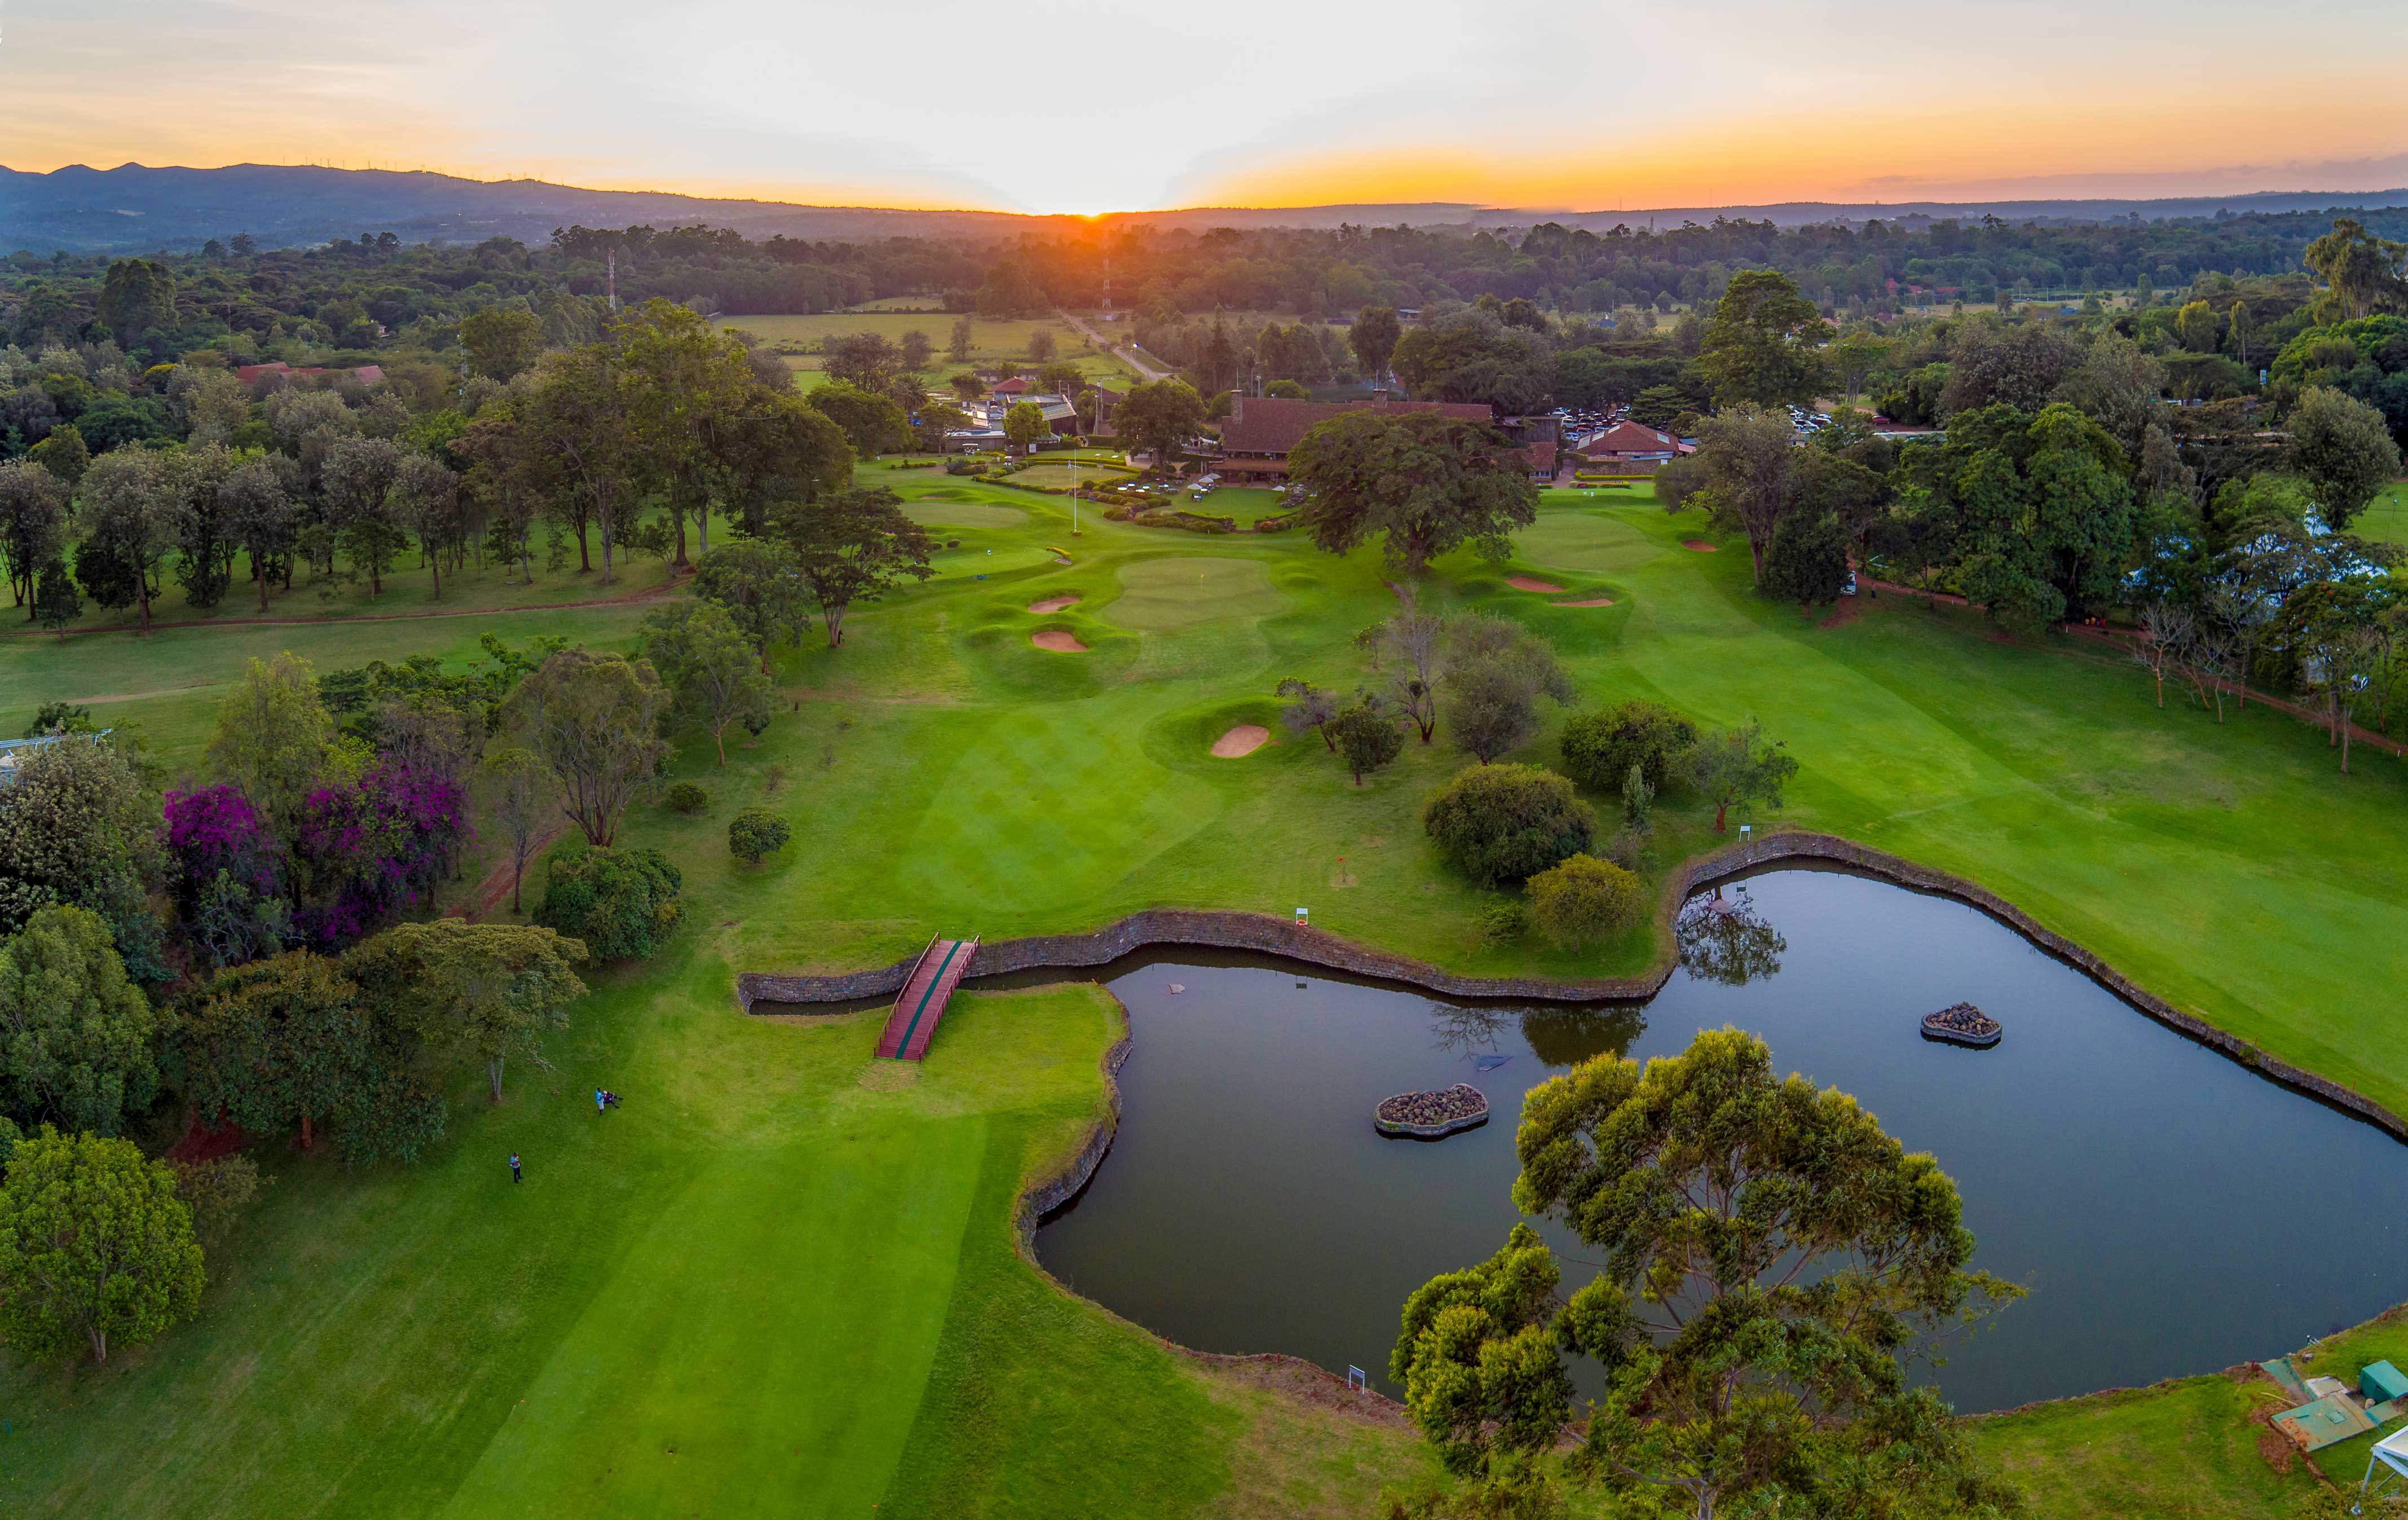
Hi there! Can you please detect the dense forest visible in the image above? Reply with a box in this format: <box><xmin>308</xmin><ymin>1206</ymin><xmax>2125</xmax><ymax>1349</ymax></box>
<box><xmin>6</xmin><ymin>202</ymin><xmax>2408</xmax><ymax>360</ymax></box>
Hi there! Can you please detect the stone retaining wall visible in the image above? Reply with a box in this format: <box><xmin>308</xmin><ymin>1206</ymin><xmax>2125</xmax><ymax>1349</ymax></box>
<box><xmin>739</xmin><ymin>828</ymin><xmax>2408</xmax><ymax>1144</ymax></box>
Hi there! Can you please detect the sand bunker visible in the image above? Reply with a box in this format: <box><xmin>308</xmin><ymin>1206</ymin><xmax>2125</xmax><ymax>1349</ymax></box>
<box><xmin>1682</xmin><ymin>540</ymin><xmax>1718</xmax><ymax>552</ymax></box>
<box><xmin>1211</xmin><ymin>724</ymin><xmax>1271</xmax><ymax>758</ymax></box>
<box><xmin>1031</xmin><ymin>630</ymin><xmax>1088</xmax><ymax>653</ymax></box>
<box><xmin>1552</xmin><ymin>597</ymin><xmax>1616</xmax><ymax>607</ymax></box>
<box><xmin>1507</xmin><ymin>576</ymin><xmax>1566</xmax><ymax>593</ymax></box>
<box><xmin>1028</xmin><ymin>594</ymin><xmax>1082</xmax><ymax>614</ymax></box>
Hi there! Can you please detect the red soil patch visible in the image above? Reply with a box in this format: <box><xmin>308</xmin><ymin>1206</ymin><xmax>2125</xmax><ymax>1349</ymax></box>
<box><xmin>1027</xmin><ymin>594</ymin><xmax>1082</xmax><ymax>614</ymax></box>
<box><xmin>1818</xmin><ymin>598</ymin><xmax>1863</xmax><ymax>629</ymax></box>
<box><xmin>1211</xmin><ymin>724</ymin><xmax>1270</xmax><ymax>757</ymax></box>
<box><xmin>1507</xmin><ymin>576</ymin><xmax>1565</xmax><ymax>593</ymax></box>
<box><xmin>1551</xmin><ymin>596</ymin><xmax>1616</xmax><ymax>607</ymax></box>
<box><xmin>1681</xmin><ymin>540</ymin><xmax>1718</xmax><ymax>552</ymax></box>
<box><xmin>1031</xmin><ymin>630</ymin><xmax>1088</xmax><ymax>653</ymax></box>
<box><xmin>166</xmin><ymin>1114</ymin><xmax>252</xmax><ymax>1164</ymax></box>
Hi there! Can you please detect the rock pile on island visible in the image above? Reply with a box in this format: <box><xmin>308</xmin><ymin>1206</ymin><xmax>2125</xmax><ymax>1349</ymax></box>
<box><xmin>1920</xmin><ymin>1002</ymin><xmax>2003</xmax><ymax>1047</ymax></box>
<box><xmin>1374</xmin><ymin>1083</ymin><xmax>1490</xmax><ymax>1138</ymax></box>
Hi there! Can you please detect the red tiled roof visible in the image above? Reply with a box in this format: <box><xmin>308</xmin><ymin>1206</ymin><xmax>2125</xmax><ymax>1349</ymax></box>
<box><xmin>1217</xmin><ymin>395</ymin><xmax>1494</xmax><ymax>457</ymax></box>
<box><xmin>991</xmin><ymin>376</ymin><xmax>1030</xmax><ymax>394</ymax></box>
<box><xmin>1576</xmin><ymin>420</ymin><xmax>1683</xmax><ymax>458</ymax></box>
<box><xmin>1521</xmin><ymin>440</ymin><xmax>1558</xmax><ymax>474</ymax></box>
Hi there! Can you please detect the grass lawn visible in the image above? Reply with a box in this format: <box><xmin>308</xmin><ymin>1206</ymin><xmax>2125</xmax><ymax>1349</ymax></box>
<box><xmin>2356</xmin><ymin>481</ymin><xmax>2408</xmax><ymax>545</ymax></box>
<box><xmin>1003</xmin><ymin>462</ymin><xmax>1131</xmax><ymax>491</ymax></box>
<box><xmin>1976</xmin><ymin>1374</ymin><xmax>2318</xmax><ymax>1518</ymax></box>
<box><xmin>3</xmin><ymin>465</ymin><xmax>2406</xmax><ymax>1512</ymax></box>
<box><xmin>713</xmin><ymin>312</ymin><xmax>1137</xmax><ymax>394</ymax></box>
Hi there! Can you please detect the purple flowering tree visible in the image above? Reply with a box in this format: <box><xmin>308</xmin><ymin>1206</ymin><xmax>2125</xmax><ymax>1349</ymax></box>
<box><xmin>161</xmin><ymin>786</ymin><xmax>292</xmax><ymax>968</ymax></box>
<box><xmin>292</xmin><ymin>763</ymin><xmax>471</xmax><ymax>949</ymax></box>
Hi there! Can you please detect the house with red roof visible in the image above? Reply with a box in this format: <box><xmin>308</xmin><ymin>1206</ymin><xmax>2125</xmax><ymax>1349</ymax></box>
<box><xmin>1574</xmin><ymin>420</ymin><xmax>1693</xmax><ymax>468</ymax></box>
<box><xmin>990</xmin><ymin>376</ymin><xmax>1031</xmax><ymax>396</ymax></box>
<box><xmin>1212</xmin><ymin>395</ymin><xmax>1500</xmax><ymax>479</ymax></box>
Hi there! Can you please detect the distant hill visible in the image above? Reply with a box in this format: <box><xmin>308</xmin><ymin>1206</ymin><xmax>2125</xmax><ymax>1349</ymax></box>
<box><xmin>3</xmin><ymin>162</ymin><xmax>2405</xmax><ymax>254</ymax></box>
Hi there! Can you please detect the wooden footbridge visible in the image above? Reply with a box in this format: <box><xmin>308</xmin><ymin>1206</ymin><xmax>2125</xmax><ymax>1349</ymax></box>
<box><xmin>874</xmin><ymin>936</ymin><xmax>980</xmax><ymax>1061</ymax></box>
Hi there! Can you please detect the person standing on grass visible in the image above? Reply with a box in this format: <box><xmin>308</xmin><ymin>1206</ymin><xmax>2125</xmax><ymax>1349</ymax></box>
<box><xmin>509</xmin><ymin>1152</ymin><xmax>522</xmax><ymax>1184</ymax></box>
<box><xmin>596</xmin><ymin>1087</ymin><xmax>606</xmax><ymax>1114</ymax></box>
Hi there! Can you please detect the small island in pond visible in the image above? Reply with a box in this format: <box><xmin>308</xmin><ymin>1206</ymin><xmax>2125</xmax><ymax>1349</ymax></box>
<box><xmin>1375</xmin><ymin>1083</ymin><xmax>1490</xmax><ymax>1138</ymax></box>
<box><xmin>1921</xmin><ymin>1002</ymin><xmax>2003</xmax><ymax>1048</ymax></box>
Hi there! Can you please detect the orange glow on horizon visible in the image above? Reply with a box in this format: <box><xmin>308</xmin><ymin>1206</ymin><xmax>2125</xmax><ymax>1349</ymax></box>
<box><xmin>7</xmin><ymin>85</ymin><xmax>2406</xmax><ymax>220</ymax></box>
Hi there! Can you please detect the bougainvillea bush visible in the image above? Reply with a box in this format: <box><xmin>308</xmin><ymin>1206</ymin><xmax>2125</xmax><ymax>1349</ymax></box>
<box><xmin>162</xmin><ymin>786</ymin><xmax>281</xmax><ymax>909</ymax></box>
<box><xmin>291</xmin><ymin>763</ymin><xmax>471</xmax><ymax>949</ymax></box>
<box><xmin>161</xmin><ymin>786</ymin><xmax>290</xmax><ymax>968</ymax></box>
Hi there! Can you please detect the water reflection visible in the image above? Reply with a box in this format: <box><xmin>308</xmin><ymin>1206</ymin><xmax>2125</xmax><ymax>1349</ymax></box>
<box><xmin>1675</xmin><ymin>882</ymin><xmax>1787</xmax><ymax>986</ymax></box>
<box><xmin>1031</xmin><ymin>866</ymin><xmax>2408</xmax><ymax>1414</ymax></box>
<box><xmin>1518</xmin><ymin>1006</ymin><xmax>1644</xmax><ymax>1067</ymax></box>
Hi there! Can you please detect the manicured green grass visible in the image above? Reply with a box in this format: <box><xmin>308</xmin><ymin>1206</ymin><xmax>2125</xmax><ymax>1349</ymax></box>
<box><xmin>0</xmin><ymin>954</ymin><xmax>1440</xmax><ymax>1517</ymax></box>
<box><xmin>2357</xmin><ymin>481</ymin><xmax>2408</xmax><ymax>545</ymax></box>
<box><xmin>1977</xmin><ymin>1374</ymin><xmax>2318</xmax><ymax>1517</ymax></box>
<box><xmin>5</xmin><ymin>461</ymin><xmax>2407</xmax><ymax>1513</ymax></box>
<box><xmin>1006</xmin><ymin>463</ymin><xmax>1129</xmax><ymax>491</ymax></box>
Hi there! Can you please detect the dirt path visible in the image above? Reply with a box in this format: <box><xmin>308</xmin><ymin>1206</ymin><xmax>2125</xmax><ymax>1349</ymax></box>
<box><xmin>5</xmin><ymin>579</ymin><xmax>682</xmax><ymax>641</ymax></box>
<box><xmin>464</xmin><ymin>821</ymin><xmax>571</xmax><ymax>921</ymax></box>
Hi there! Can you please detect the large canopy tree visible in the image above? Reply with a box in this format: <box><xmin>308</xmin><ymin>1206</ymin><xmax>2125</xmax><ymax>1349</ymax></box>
<box><xmin>0</xmin><ymin>905</ymin><xmax>159</xmax><ymax>1139</ymax></box>
<box><xmin>770</xmin><ymin>485</ymin><xmax>935</xmax><ymax>647</ymax></box>
<box><xmin>1394</xmin><ymin>1029</ymin><xmax>2020</xmax><ymax>1519</ymax></box>
<box><xmin>346</xmin><ymin>920</ymin><xmax>587</xmax><ymax>1104</ymax></box>
<box><xmin>0</xmin><ymin>1128</ymin><xmax>202</xmax><ymax>1365</ymax></box>
<box><xmin>1114</xmin><ymin>378</ymin><xmax>1206</xmax><ymax>473</ymax></box>
<box><xmin>1895</xmin><ymin>402</ymin><xmax>2136</xmax><ymax>629</ymax></box>
<box><xmin>1694</xmin><ymin>269</ymin><xmax>1833</xmax><ymax>408</ymax></box>
<box><xmin>642</xmin><ymin>600</ymin><xmax>774</xmax><ymax>763</ymax></box>
<box><xmin>1290</xmin><ymin>410</ymin><xmax>1537</xmax><ymax>574</ymax></box>
<box><xmin>504</xmin><ymin>649</ymin><xmax>671</xmax><ymax>847</ymax></box>
<box><xmin>74</xmin><ymin>447</ymin><xmax>187</xmax><ymax>631</ymax></box>
<box><xmin>172</xmin><ymin>950</ymin><xmax>371</xmax><ymax>1151</ymax></box>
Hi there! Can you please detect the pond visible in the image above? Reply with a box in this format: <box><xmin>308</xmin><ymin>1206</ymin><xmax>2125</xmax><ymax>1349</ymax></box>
<box><xmin>1027</xmin><ymin>865</ymin><xmax>2408</xmax><ymax>1413</ymax></box>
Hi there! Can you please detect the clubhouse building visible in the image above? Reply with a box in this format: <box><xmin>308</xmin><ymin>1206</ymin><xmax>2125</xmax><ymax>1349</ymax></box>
<box><xmin>1213</xmin><ymin>395</ymin><xmax>1555</xmax><ymax>481</ymax></box>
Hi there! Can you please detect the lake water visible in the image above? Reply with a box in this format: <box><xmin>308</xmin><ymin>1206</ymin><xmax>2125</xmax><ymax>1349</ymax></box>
<box><xmin>1027</xmin><ymin>865</ymin><xmax>2408</xmax><ymax>1413</ymax></box>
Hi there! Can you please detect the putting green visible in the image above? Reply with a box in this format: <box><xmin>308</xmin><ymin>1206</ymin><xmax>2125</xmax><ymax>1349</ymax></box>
<box><xmin>903</xmin><ymin>495</ymin><xmax>1030</xmax><ymax>530</ymax></box>
<box><xmin>1514</xmin><ymin>509</ymin><xmax>1666</xmax><ymax>575</ymax></box>
<box><xmin>1106</xmin><ymin>557</ymin><xmax>1286</xmax><ymax>632</ymax></box>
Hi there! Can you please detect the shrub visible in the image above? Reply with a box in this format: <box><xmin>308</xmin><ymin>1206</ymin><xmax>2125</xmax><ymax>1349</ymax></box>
<box><xmin>663</xmin><ymin>782</ymin><xmax>709</xmax><ymax>814</ymax></box>
<box><xmin>1476</xmin><ymin>900</ymin><xmax>1529</xmax><ymax>945</ymax></box>
<box><xmin>728</xmin><ymin>807</ymin><xmax>791</xmax><ymax>866</ymax></box>
<box><xmin>1422</xmin><ymin>764</ymin><xmax>1596</xmax><ymax>887</ymax></box>
<box><xmin>535</xmin><ymin>845</ymin><xmax>683</xmax><ymax>959</ymax></box>
<box><xmin>1327</xmin><ymin>694</ymin><xmax>1403</xmax><ymax>785</ymax></box>
<box><xmin>1526</xmin><ymin>853</ymin><xmax>1646</xmax><ymax>948</ymax></box>
<box><xmin>1560</xmin><ymin>700</ymin><xmax>1699</xmax><ymax>794</ymax></box>
<box><xmin>168</xmin><ymin>1154</ymin><xmax>267</xmax><ymax>1246</ymax></box>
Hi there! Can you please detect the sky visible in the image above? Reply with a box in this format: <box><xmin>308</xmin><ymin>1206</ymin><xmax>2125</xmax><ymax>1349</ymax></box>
<box><xmin>6</xmin><ymin>0</ymin><xmax>2407</xmax><ymax>214</ymax></box>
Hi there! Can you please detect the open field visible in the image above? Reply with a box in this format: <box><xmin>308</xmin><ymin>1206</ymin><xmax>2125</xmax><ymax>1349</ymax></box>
<box><xmin>713</xmin><ymin>312</ymin><xmax>1138</xmax><ymax>394</ymax></box>
<box><xmin>1</xmin><ymin>468</ymin><xmax>2403</xmax><ymax>1513</ymax></box>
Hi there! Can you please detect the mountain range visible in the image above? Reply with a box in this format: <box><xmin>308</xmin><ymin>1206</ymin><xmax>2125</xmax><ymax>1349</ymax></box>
<box><xmin>5</xmin><ymin>163</ymin><xmax>2406</xmax><ymax>254</ymax></box>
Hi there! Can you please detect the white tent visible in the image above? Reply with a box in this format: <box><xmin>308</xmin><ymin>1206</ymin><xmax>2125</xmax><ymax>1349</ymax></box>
<box><xmin>2359</xmin><ymin>1424</ymin><xmax>2408</xmax><ymax>1507</ymax></box>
